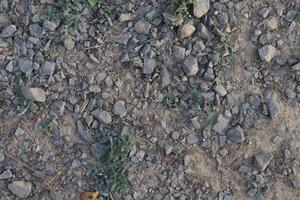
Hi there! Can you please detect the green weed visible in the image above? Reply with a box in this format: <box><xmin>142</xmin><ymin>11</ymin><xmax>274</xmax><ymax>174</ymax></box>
<box><xmin>214</xmin><ymin>36</ymin><xmax>236</xmax><ymax>68</ymax></box>
<box><xmin>164</xmin><ymin>96</ymin><xmax>178</xmax><ymax>108</ymax></box>
<box><xmin>99</xmin><ymin>135</ymin><xmax>136</xmax><ymax>192</ymax></box>
<box><xmin>191</xmin><ymin>90</ymin><xmax>204</xmax><ymax>105</ymax></box>
<box><xmin>214</xmin><ymin>74</ymin><xmax>224</xmax><ymax>86</ymax></box>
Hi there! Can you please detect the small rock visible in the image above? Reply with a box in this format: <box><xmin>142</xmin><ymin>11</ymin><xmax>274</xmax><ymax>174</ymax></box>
<box><xmin>18</xmin><ymin>58</ymin><xmax>33</xmax><ymax>74</ymax></box>
<box><xmin>77</xmin><ymin>121</ymin><xmax>92</xmax><ymax>142</ymax></box>
<box><xmin>213</xmin><ymin>115</ymin><xmax>229</xmax><ymax>134</ymax></box>
<box><xmin>193</xmin><ymin>0</ymin><xmax>210</xmax><ymax>18</ymax></box>
<box><xmin>15</xmin><ymin>127</ymin><xmax>25</xmax><ymax>136</ymax></box>
<box><xmin>0</xmin><ymin>25</ymin><xmax>17</xmax><ymax>38</ymax></box>
<box><xmin>29</xmin><ymin>23</ymin><xmax>43</xmax><ymax>38</ymax></box>
<box><xmin>143</xmin><ymin>57</ymin><xmax>156</xmax><ymax>75</ymax></box>
<box><xmin>98</xmin><ymin>111</ymin><xmax>112</xmax><ymax>124</ymax></box>
<box><xmin>113</xmin><ymin>100</ymin><xmax>127</xmax><ymax>117</ymax></box>
<box><xmin>21</xmin><ymin>87</ymin><xmax>46</xmax><ymax>102</ymax></box>
<box><xmin>43</xmin><ymin>20</ymin><xmax>57</xmax><ymax>31</ymax></box>
<box><xmin>173</xmin><ymin>46</ymin><xmax>185</xmax><ymax>62</ymax></box>
<box><xmin>119</xmin><ymin>13</ymin><xmax>132</xmax><ymax>22</ymax></box>
<box><xmin>0</xmin><ymin>169</ymin><xmax>13</xmax><ymax>179</ymax></box>
<box><xmin>186</xmin><ymin>134</ymin><xmax>199</xmax><ymax>144</ymax></box>
<box><xmin>171</xmin><ymin>131</ymin><xmax>180</xmax><ymax>140</ymax></box>
<box><xmin>292</xmin><ymin>63</ymin><xmax>300</xmax><ymax>71</ymax></box>
<box><xmin>0</xmin><ymin>152</ymin><xmax>4</xmax><ymax>162</ymax></box>
<box><xmin>214</xmin><ymin>84</ymin><xmax>227</xmax><ymax>97</ymax></box>
<box><xmin>64</xmin><ymin>38</ymin><xmax>75</xmax><ymax>50</ymax></box>
<box><xmin>40</xmin><ymin>61</ymin><xmax>55</xmax><ymax>75</ymax></box>
<box><xmin>8</xmin><ymin>181</ymin><xmax>32</xmax><ymax>198</ymax></box>
<box><xmin>247</xmin><ymin>188</ymin><xmax>257</xmax><ymax>197</ymax></box>
<box><xmin>164</xmin><ymin>144</ymin><xmax>173</xmax><ymax>155</ymax></box>
<box><xmin>291</xmin><ymin>178</ymin><xmax>300</xmax><ymax>189</ymax></box>
<box><xmin>267</xmin><ymin>92</ymin><xmax>283</xmax><ymax>119</ymax></box>
<box><xmin>183</xmin><ymin>57</ymin><xmax>198</xmax><ymax>76</ymax></box>
<box><xmin>227</xmin><ymin>125</ymin><xmax>245</xmax><ymax>143</ymax></box>
<box><xmin>134</xmin><ymin>19</ymin><xmax>151</xmax><ymax>34</ymax></box>
<box><xmin>258</xmin><ymin>45</ymin><xmax>277</xmax><ymax>63</ymax></box>
<box><xmin>264</xmin><ymin>17</ymin><xmax>278</xmax><ymax>31</ymax></box>
<box><xmin>178</xmin><ymin>23</ymin><xmax>196</xmax><ymax>39</ymax></box>
<box><xmin>254</xmin><ymin>152</ymin><xmax>273</xmax><ymax>171</ymax></box>
<box><xmin>135</xmin><ymin>150</ymin><xmax>145</xmax><ymax>162</ymax></box>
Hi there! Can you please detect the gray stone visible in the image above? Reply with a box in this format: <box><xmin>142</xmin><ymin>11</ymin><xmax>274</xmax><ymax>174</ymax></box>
<box><xmin>0</xmin><ymin>169</ymin><xmax>12</xmax><ymax>179</ymax></box>
<box><xmin>213</xmin><ymin>115</ymin><xmax>229</xmax><ymax>134</ymax></box>
<box><xmin>178</xmin><ymin>23</ymin><xmax>195</xmax><ymax>39</ymax></box>
<box><xmin>43</xmin><ymin>20</ymin><xmax>57</xmax><ymax>31</ymax></box>
<box><xmin>0</xmin><ymin>152</ymin><xmax>4</xmax><ymax>162</ymax></box>
<box><xmin>50</xmin><ymin>101</ymin><xmax>66</xmax><ymax>116</ymax></box>
<box><xmin>8</xmin><ymin>181</ymin><xmax>32</xmax><ymax>198</ymax></box>
<box><xmin>98</xmin><ymin>110</ymin><xmax>112</xmax><ymax>124</ymax></box>
<box><xmin>291</xmin><ymin>178</ymin><xmax>300</xmax><ymax>189</ymax></box>
<box><xmin>197</xmin><ymin>23</ymin><xmax>211</xmax><ymax>39</ymax></box>
<box><xmin>21</xmin><ymin>87</ymin><xmax>46</xmax><ymax>102</ymax></box>
<box><xmin>18</xmin><ymin>58</ymin><xmax>33</xmax><ymax>74</ymax></box>
<box><xmin>143</xmin><ymin>57</ymin><xmax>156</xmax><ymax>75</ymax></box>
<box><xmin>64</xmin><ymin>38</ymin><xmax>75</xmax><ymax>50</ymax></box>
<box><xmin>254</xmin><ymin>152</ymin><xmax>273</xmax><ymax>171</ymax></box>
<box><xmin>134</xmin><ymin>19</ymin><xmax>151</xmax><ymax>34</ymax></box>
<box><xmin>267</xmin><ymin>92</ymin><xmax>283</xmax><ymax>119</ymax></box>
<box><xmin>171</xmin><ymin>131</ymin><xmax>180</xmax><ymax>140</ymax></box>
<box><xmin>119</xmin><ymin>13</ymin><xmax>132</xmax><ymax>22</ymax></box>
<box><xmin>292</xmin><ymin>63</ymin><xmax>300</xmax><ymax>71</ymax></box>
<box><xmin>40</xmin><ymin>61</ymin><xmax>55</xmax><ymax>75</ymax></box>
<box><xmin>186</xmin><ymin>134</ymin><xmax>199</xmax><ymax>144</ymax></box>
<box><xmin>193</xmin><ymin>0</ymin><xmax>210</xmax><ymax>18</ymax></box>
<box><xmin>113</xmin><ymin>100</ymin><xmax>127</xmax><ymax>117</ymax></box>
<box><xmin>173</xmin><ymin>46</ymin><xmax>186</xmax><ymax>62</ymax></box>
<box><xmin>227</xmin><ymin>125</ymin><xmax>245</xmax><ymax>143</ymax></box>
<box><xmin>286</xmin><ymin>10</ymin><xmax>297</xmax><ymax>22</ymax></box>
<box><xmin>15</xmin><ymin>127</ymin><xmax>25</xmax><ymax>136</ymax></box>
<box><xmin>247</xmin><ymin>188</ymin><xmax>257</xmax><ymax>197</ymax></box>
<box><xmin>77</xmin><ymin>121</ymin><xmax>92</xmax><ymax>142</ymax></box>
<box><xmin>258</xmin><ymin>45</ymin><xmax>276</xmax><ymax>63</ymax></box>
<box><xmin>264</xmin><ymin>17</ymin><xmax>278</xmax><ymax>31</ymax></box>
<box><xmin>0</xmin><ymin>25</ymin><xmax>17</xmax><ymax>38</ymax></box>
<box><xmin>164</xmin><ymin>144</ymin><xmax>173</xmax><ymax>155</ymax></box>
<box><xmin>214</xmin><ymin>84</ymin><xmax>227</xmax><ymax>97</ymax></box>
<box><xmin>29</xmin><ymin>23</ymin><xmax>43</xmax><ymax>38</ymax></box>
<box><xmin>161</xmin><ymin>67</ymin><xmax>171</xmax><ymax>88</ymax></box>
<box><xmin>183</xmin><ymin>57</ymin><xmax>198</xmax><ymax>76</ymax></box>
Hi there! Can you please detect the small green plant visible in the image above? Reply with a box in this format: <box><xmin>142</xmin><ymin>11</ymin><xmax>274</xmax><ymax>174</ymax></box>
<box><xmin>191</xmin><ymin>90</ymin><xmax>204</xmax><ymax>105</ymax></box>
<box><xmin>164</xmin><ymin>96</ymin><xmax>178</xmax><ymax>108</ymax></box>
<box><xmin>214</xmin><ymin>36</ymin><xmax>236</xmax><ymax>68</ymax></box>
<box><xmin>173</xmin><ymin>0</ymin><xmax>196</xmax><ymax>26</ymax></box>
<box><xmin>29</xmin><ymin>101</ymin><xmax>39</xmax><ymax>113</ymax></box>
<box><xmin>99</xmin><ymin>135</ymin><xmax>136</xmax><ymax>192</ymax></box>
<box><xmin>214</xmin><ymin>74</ymin><xmax>224</xmax><ymax>86</ymax></box>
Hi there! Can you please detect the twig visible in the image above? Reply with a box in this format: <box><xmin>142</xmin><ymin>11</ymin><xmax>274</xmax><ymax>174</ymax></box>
<box><xmin>83</xmin><ymin>45</ymin><xmax>102</xmax><ymax>51</ymax></box>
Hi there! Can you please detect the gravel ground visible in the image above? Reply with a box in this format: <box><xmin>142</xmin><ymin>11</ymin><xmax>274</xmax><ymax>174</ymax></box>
<box><xmin>0</xmin><ymin>0</ymin><xmax>300</xmax><ymax>199</ymax></box>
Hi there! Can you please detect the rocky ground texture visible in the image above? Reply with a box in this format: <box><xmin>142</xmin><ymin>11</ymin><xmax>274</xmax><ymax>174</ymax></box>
<box><xmin>0</xmin><ymin>0</ymin><xmax>300</xmax><ymax>199</ymax></box>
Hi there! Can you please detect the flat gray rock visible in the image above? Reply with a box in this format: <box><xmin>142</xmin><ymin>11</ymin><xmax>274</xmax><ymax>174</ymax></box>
<box><xmin>18</xmin><ymin>58</ymin><xmax>33</xmax><ymax>74</ymax></box>
<box><xmin>267</xmin><ymin>92</ymin><xmax>283</xmax><ymax>119</ymax></box>
<box><xmin>113</xmin><ymin>100</ymin><xmax>127</xmax><ymax>117</ymax></box>
<box><xmin>21</xmin><ymin>87</ymin><xmax>46</xmax><ymax>102</ymax></box>
<box><xmin>213</xmin><ymin>115</ymin><xmax>229</xmax><ymax>134</ymax></box>
<box><xmin>227</xmin><ymin>125</ymin><xmax>245</xmax><ymax>143</ymax></box>
<box><xmin>0</xmin><ymin>169</ymin><xmax>12</xmax><ymax>179</ymax></box>
<box><xmin>8</xmin><ymin>181</ymin><xmax>32</xmax><ymax>198</ymax></box>
<box><xmin>134</xmin><ymin>19</ymin><xmax>151</xmax><ymax>34</ymax></box>
<box><xmin>178</xmin><ymin>23</ymin><xmax>195</xmax><ymax>39</ymax></box>
<box><xmin>183</xmin><ymin>57</ymin><xmax>199</xmax><ymax>76</ymax></box>
<box><xmin>77</xmin><ymin>121</ymin><xmax>92</xmax><ymax>142</ymax></box>
<box><xmin>193</xmin><ymin>0</ymin><xmax>210</xmax><ymax>18</ymax></box>
<box><xmin>143</xmin><ymin>57</ymin><xmax>156</xmax><ymax>75</ymax></box>
<box><xmin>0</xmin><ymin>25</ymin><xmax>17</xmax><ymax>38</ymax></box>
<box><xmin>254</xmin><ymin>152</ymin><xmax>273</xmax><ymax>171</ymax></box>
<box><xmin>258</xmin><ymin>45</ymin><xmax>276</xmax><ymax>62</ymax></box>
<box><xmin>40</xmin><ymin>61</ymin><xmax>56</xmax><ymax>75</ymax></box>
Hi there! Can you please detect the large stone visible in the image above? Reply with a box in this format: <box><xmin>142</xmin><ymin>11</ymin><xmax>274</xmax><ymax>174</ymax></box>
<box><xmin>173</xmin><ymin>46</ymin><xmax>186</xmax><ymax>62</ymax></box>
<box><xmin>40</xmin><ymin>61</ymin><xmax>56</xmax><ymax>75</ymax></box>
<box><xmin>183</xmin><ymin>57</ymin><xmax>199</xmax><ymax>76</ymax></box>
<box><xmin>77</xmin><ymin>121</ymin><xmax>92</xmax><ymax>142</ymax></box>
<box><xmin>99</xmin><ymin>111</ymin><xmax>112</xmax><ymax>124</ymax></box>
<box><xmin>254</xmin><ymin>152</ymin><xmax>273</xmax><ymax>171</ymax></box>
<box><xmin>113</xmin><ymin>100</ymin><xmax>127</xmax><ymax>117</ymax></box>
<box><xmin>8</xmin><ymin>181</ymin><xmax>32</xmax><ymax>198</ymax></box>
<box><xmin>292</xmin><ymin>63</ymin><xmax>300</xmax><ymax>71</ymax></box>
<box><xmin>29</xmin><ymin>23</ymin><xmax>43</xmax><ymax>38</ymax></box>
<box><xmin>193</xmin><ymin>0</ymin><xmax>210</xmax><ymax>18</ymax></box>
<box><xmin>18</xmin><ymin>58</ymin><xmax>33</xmax><ymax>74</ymax></box>
<box><xmin>143</xmin><ymin>57</ymin><xmax>156</xmax><ymax>75</ymax></box>
<box><xmin>227</xmin><ymin>125</ymin><xmax>245</xmax><ymax>143</ymax></box>
<box><xmin>178</xmin><ymin>23</ymin><xmax>196</xmax><ymax>39</ymax></box>
<box><xmin>0</xmin><ymin>25</ymin><xmax>17</xmax><ymax>38</ymax></box>
<box><xmin>213</xmin><ymin>114</ymin><xmax>229</xmax><ymax>134</ymax></box>
<box><xmin>134</xmin><ymin>19</ymin><xmax>151</xmax><ymax>34</ymax></box>
<box><xmin>258</xmin><ymin>45</ymin><xmax>276</xmax><ymax>62</ymax></box>
<box><xmin>21</xmin><ymin>87</ymin><xmax>46</xmax><ymax>102</ymax></box>
<box><xmin>267</xmin><ymin>92</ymin><xmax>283</xmax><ymax>119</ymax></box>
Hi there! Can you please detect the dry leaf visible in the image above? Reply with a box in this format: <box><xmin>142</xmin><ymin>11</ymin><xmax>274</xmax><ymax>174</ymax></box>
<box><xmin>81</xmin><ymin>191</ymin><xmax>100</xmax><ymax>200</ymax></box>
